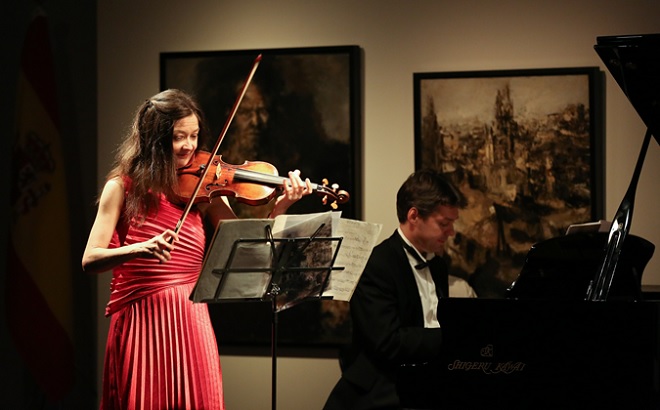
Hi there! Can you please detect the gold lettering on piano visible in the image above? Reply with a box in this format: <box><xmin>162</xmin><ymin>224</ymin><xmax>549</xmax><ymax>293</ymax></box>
<box><xmin>445</xmin><ymin>343</ymin><xmax>526</xmax><ymax>374</ymax></box>
<box><xmin>447</xmin><ymin>360</ymin><xmax>526</xmax><ymax>374</ymax></box>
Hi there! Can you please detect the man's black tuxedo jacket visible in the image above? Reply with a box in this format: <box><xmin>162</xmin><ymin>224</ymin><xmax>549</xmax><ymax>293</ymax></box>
<box><xmin>324</xmin><ymin>230</ymin><xmax>448</xmax><ymax>409</ymax></box>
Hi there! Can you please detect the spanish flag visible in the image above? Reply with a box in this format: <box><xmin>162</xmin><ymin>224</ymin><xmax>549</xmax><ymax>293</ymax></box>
<box><xmin>7</xmin><ymin>12</ymin><xmax>75</xmax><ymax>401</ymax></box>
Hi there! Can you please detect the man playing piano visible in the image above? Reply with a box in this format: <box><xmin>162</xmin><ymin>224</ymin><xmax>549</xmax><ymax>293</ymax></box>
<box><xmin>324</xmin><ymin>168</ymin><xmax>468</xmax><ymax>409</ymax></box>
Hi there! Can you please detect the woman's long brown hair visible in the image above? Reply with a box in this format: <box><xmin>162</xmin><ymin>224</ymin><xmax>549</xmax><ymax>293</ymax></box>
<box><xmin>107</xmin><ymin>89</ymin><xmax>208</xmax><ymax>224</ymax></box>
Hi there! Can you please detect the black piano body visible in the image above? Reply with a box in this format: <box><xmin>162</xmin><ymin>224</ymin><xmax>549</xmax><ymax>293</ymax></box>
<box><xmin>398</xmin><ymin>298</ymin><xmax>660</xmax><ymax>409</ymax></box>
<box><xmin>398</xmin><ymin>231</ymin><xmax>656</xmax><ymax>408</ymax></box>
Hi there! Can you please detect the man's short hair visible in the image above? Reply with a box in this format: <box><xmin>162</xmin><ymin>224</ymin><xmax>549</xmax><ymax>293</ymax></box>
<box><xmin>396</xmin><ymin>168</ymin><xmax>467</xmax><ymax>223</ymax></box>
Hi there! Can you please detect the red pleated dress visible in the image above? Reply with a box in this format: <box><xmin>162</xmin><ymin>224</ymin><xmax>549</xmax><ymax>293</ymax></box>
<box><xmin>101</xmin><ymin>194</ymin><xmax>224</xmax><ymax>410</ymax></box>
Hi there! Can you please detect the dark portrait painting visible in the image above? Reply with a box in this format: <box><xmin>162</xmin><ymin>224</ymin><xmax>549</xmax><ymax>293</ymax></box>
<box><xmin>161</xmin><ymin>46</ymin><xmax>361</xmax><ymax>221</ymax></box>
<box><xmin>414</xmin><ymin>67</ymin><xmax>604</xmax><ymax>298</ymax></box>
<box><xmin>161</xmin><ymin>46</ymin><xmax>361</xmax><ymax>348</ymax></box>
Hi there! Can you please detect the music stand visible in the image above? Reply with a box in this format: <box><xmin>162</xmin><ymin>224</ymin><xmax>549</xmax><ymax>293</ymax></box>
<box><xmin>191</xmin><ymin>217</ymin><xmax>344</xmax><ymax>410</ymax></box>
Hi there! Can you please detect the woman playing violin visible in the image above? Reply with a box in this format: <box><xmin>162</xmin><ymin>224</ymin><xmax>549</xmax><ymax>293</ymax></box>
<box><xmin>82</xmin><ymin>89</ymin><xmax>312</xmax><ymax>409</ymax></box>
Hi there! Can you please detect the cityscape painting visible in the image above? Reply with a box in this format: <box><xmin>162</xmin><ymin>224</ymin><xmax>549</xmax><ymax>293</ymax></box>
<box><xmin>414</xmin><ymin>67</ymin><xmax>604</xmax><ymax>298</ymax></box>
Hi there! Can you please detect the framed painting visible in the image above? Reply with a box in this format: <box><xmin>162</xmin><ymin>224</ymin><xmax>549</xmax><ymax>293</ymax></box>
<box><xmin>413</xmin><ymin>67</ymin><xmax>604</xmax><ymax>298</ymax></box>
<box><xmin>161</xmin><ymin>45</ymin><xmax>361</xmax><ymax>347</ymax></box>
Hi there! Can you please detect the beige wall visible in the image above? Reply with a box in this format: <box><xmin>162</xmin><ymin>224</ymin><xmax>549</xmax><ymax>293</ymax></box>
<box><xmin>98</xmin><ymin>1</ymin><xmax>660</xmax><ymax>408</ymax></box>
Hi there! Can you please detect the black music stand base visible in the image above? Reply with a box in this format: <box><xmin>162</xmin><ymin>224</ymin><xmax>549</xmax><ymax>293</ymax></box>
<box><xmin>270</xmin><ymin>291</ymin><xmax>279</xmax><ymax>410</ymax></box>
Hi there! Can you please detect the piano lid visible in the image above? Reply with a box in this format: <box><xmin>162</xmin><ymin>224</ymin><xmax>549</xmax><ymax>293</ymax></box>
<box><xmin>585</xmin><ymin>34</ymin><xmax>659</xmax><ymax>301</ymax></box>
<box><xmin>595</xmin><ymin>33</ymin><xmax>660</xmax><ymax>143</ymax></box>
<box><xmin>506</xmin><ymin>232</ymin><xmax>655</xmax><ymax>301</ymax></box>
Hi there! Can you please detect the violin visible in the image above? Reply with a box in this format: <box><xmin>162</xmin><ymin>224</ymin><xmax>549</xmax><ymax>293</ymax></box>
<box><xmin>176</xmin><ymin>150</ymin><xmax>350</xmax><ymax>208</ymax></box>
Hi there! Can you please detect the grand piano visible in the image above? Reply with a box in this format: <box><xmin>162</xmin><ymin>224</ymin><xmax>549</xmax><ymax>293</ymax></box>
<box><xmin>398</xmin><ymin>34</ymin><xmax>660</xmax><ymax>409</ymax></box>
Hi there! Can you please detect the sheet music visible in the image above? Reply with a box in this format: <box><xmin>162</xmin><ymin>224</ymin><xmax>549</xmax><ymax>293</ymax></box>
<box><xmin>323</xmin><ymin>218</ymin><xmax>382</xmax><ymax>302</ymax></box>
<box><xmin>190</xmin><ymin>211</ymin><xmax>381</xmax><ymax>304</ymax></box>
<box><xmin>271</xmin><ymin>211</ymin><xmax>340</xmax><ymax>236</ymax></box>
<box><xmin>270</xmin><ymin>212</ymin><xmax>336</xmax><ymax>311</ymax></box>
<box><xmin>192</xmin><ymin>212</ymin><xmax>337</xmax><ymax>303</ymax></box>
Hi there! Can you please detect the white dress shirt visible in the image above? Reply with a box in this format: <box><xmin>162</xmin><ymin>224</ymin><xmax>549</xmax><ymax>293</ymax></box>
<box><xmin>398</xmin><ymin>228</ymin><xmax>440</xmax><ymax>328</ymax></box>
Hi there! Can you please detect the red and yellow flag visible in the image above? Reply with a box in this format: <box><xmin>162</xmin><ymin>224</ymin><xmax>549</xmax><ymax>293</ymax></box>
<box><xmin>7</xmin><ymin>12</ymin><xmax>75</xmax><ymax>401</ymax></box>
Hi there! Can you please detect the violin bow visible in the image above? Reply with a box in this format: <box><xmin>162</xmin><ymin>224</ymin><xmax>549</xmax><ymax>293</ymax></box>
<box><xmin>173</xmin><ymin>54</ymin><xmax>262</xmax><ymax>234</ymax></box>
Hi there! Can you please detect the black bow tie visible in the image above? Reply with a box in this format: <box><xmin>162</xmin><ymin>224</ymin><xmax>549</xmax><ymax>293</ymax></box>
<box><xmin>402</xmin><ymin>242</ymin><xmax>429</xmax><ymax>269</ymax></box>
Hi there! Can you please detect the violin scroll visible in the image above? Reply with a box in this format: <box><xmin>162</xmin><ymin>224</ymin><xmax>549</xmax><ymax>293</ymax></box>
<box><xmin>318</xmin><ymin>178</ymin><xmax>350</xmax><ymax>210</ymax></box>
